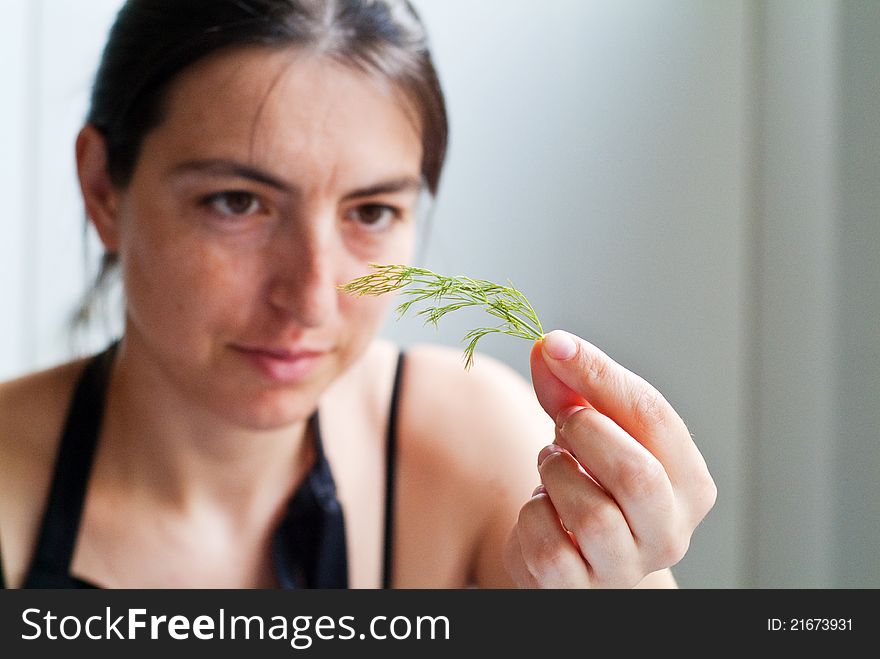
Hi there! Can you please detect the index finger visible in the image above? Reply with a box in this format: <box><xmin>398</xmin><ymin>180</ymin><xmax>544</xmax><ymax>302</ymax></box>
<box><xmin>538</xmin><ymin>330</ymin><xmax>696</xmax><ymax>485</ymax></box>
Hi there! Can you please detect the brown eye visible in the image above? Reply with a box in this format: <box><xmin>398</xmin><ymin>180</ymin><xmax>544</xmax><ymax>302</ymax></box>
<box><xmin>204</xmin><ymin>191</ymin><xmax>261</xmax><ymax>216</ymax></box>
<box><xmin>348</xmin><ymin>204</ymin><xmax>399</xmax><ymax>231</ymax></box>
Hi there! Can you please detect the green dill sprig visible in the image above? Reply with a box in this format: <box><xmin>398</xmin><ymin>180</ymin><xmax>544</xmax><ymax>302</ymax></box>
<box><xmin>339</xmin><ymin>264</ymin><xmax>544</xmax><ymax>369</ymax></box>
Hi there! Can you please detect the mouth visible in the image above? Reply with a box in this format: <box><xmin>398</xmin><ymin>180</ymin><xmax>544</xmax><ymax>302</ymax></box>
<box><xmin>230</xmin><ymin>344</ymin><xmax>328</xmax><ymax>384</ymax></box>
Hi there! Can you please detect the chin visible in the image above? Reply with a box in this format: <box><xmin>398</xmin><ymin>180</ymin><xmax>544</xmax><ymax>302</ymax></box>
<box><xmin>200</xmin><ymin>384</ymin><xmax>319</xmax><ymax>431</ymax></box>
<box><xmin>229</xmin><ymin>402</ymin><xmax>317</xmax><ymax>432</ymax></box>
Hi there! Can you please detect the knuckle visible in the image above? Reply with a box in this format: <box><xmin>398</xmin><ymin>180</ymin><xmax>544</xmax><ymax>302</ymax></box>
<box><xmin>537</xmin><ymin>446</ymin><xmax>571</xmax><ymax>479</ymax></box>
<box><xmin>633</xmin><ymin>385</ymin><xmax>669</xmax><ymax>433</ymax></box>
<box><xmin>532</xmin><ymin>538</ymin><xmax>568</xmax><ymax>573</ymax></box>
<box><xmin>559</xmin><ymin>406</ymin><xmax>599</xmax><ymax>439</ymax></box>
<box><xmin>517</xmin><ymin>502</ymin><xmax>570</xmax><ymax>574</ymax></box>
<box><xmin>659</xmin><ymin>534</ymin><xmax>690</xmax><ymax>568</ymax></box>
<box><xmin>571</xmin><ymin>502</ymin><xmax>620</xmax><ymax>541</ymax></box>
<box><xmin>517</xmin><ymin>496</ymin><xmax>543</xmax><ymax>528</ymax></box>
<box><xmin>615</xmin><ymin>454</ymin><xmax>667</xmax><ymax>502</ymax></box>
<box><xmin>693</xmin><ymin>471</ymin><xmax>718</xmax><ymax>520</ymax></box>
<box><xmin>582</xmin><ymin>349</ymin><xmax>611</xmax><ymax>384</ymax></box>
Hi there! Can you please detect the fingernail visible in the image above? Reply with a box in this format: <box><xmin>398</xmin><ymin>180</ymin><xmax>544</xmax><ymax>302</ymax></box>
<box><xmin>542</xmin><ymin>330</ymin><xmax>577</xmax><ymax>361</ymax></box>
<box><xmin>531</xmin><ymin>484</ymin><xmax>547</xmax><ymax>497</ymax></box>
<box><xmin>537</xmin><ymin>444</ymin><xmax>563</xmax><ymax>467</ymax></box>
<box><xmin>555</xmin><ymin>405</ymin><xmax>584</xmax><ymax>430</ymax></box>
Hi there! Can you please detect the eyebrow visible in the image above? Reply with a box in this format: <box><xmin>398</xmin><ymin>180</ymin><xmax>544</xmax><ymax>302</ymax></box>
<box><xmin>170</xmin><ymin>159</ymin><xmax>423</xmax><ymax>199</ymax></box>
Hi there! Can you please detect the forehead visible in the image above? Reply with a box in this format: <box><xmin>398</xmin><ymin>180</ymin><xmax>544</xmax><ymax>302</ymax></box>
<box><xmin>142</xmin><ymin>46</ymin><xmax>423</xmax><ymax>183</ymax></box>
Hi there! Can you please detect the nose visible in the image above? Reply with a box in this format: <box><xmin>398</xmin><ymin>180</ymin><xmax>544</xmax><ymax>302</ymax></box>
<box><xmin>266</xmin><ymin>221</ymin><xmax>337</xmax><ymax>327</ymax></box>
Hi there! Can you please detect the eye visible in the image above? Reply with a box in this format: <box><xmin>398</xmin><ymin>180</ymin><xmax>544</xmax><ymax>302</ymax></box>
<box><xmin>201</xmin><ymin>191</ymin><xmax>263</xmax><ymax>217</ymax></box>
<box><xmin>346</xmin><ymin>204</ymin><xmax>401</xmax><ymax>231</ymax></box>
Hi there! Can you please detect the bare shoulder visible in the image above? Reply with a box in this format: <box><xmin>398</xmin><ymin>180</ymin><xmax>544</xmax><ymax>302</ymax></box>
<box><xmin>399</xmin><ymin>344</ymin><xmax>554</xmax><ymax>586</ymax></box>
<box><xmin>403</xmin><ymin>343</ymin><xmax>552</xmax><ymax>473</ymax></box>
<box><xmin>0</xmin><ymin>358</ymin><xmax>89</xmax><ymax>587</ymax></box>
<box><xmin>0</xmin><ymin>359</ymin><xmax>88</xmax><ymax>457</ymax></box>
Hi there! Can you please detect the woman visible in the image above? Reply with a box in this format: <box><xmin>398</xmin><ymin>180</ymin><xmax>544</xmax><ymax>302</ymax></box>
<box><xmin>0</xmin><ymin>0</ymin><xmax>715</xmax><ymax>589</ymax></box>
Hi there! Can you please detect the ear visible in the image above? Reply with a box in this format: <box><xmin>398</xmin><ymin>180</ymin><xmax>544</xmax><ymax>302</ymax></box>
<box><xmin>76</xmin><ymin>124</ymin><xmax>122</xmax><ymax>251</ymax></box>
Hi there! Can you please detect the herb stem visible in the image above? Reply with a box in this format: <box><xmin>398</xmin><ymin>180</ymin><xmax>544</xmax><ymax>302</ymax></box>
<box><xmin>339</xmin><ymin>264</ymin><xmax>546</xmax><ymax>369</ymax></box>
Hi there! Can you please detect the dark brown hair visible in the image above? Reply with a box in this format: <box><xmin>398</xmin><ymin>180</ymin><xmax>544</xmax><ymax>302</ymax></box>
<box><xmin>89</xmin><ymin>0</ymin><xmax>446</xmax><ymax>191</ymax></box>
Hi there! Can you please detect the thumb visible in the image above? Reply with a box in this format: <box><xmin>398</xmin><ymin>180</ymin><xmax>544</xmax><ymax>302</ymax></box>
<box><xmin>529</xmin><ymin>335</ymin><xmax>591</xmax><ymax>426</ymax></box>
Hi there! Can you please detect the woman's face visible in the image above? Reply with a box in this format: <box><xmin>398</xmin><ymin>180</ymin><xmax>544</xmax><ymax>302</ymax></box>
<box><xmin>105</xmin><ymin>47</ymin><xmax>423</xmax><ymax>429</ymax></box>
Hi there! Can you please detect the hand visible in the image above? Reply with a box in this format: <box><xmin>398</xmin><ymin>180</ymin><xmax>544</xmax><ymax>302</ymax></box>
<box><xmin>503</xmin><ymin>330</ymin><xmax>716</xmax><ymax>588</ymax></box>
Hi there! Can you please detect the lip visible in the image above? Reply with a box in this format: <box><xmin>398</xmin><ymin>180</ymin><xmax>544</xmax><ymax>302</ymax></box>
<box><xmin>231</xmin><ymin>344</ymin><xmax>327</xmax><ymax>384</ymax></box>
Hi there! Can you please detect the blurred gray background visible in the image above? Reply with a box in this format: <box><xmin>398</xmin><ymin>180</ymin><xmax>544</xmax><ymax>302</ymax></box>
<box><xmin>1</xmin><ymin>0</ymin><xmax>877</xmax><ymax>588</ymax></box>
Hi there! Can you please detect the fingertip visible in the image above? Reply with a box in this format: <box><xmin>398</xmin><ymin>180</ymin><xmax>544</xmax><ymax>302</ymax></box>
<box><xmin>542</xmin><ymin>330</ymin><xmax>578</xmax><ymax>361</ymax></box>
<box><xmin>530</xmin><ymin>338</ymin><xmax>544</xmax><ymax>361</ymax></box>
<box><xmin>530</xmin><ymin>343</ymin><xmax>591</xmax><ymax>426</ymax></box>
<box><xmin>555</xmin><ymin>405</ymin><xmax>586</xmax><ymax>430</ymax></box>
<box><xmin>537</xmin><ymin>443</ymin><xmax>564</xmax><ymax>468</ymax></box>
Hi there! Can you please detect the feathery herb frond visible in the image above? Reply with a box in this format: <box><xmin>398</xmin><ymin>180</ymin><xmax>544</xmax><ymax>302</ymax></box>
<box><xmin>340</xmin><ymin>264</ymin><xmax>544</xmax><ymax>369</ymax></box>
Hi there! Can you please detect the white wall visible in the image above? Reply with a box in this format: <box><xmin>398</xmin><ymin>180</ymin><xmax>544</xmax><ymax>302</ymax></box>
<box><xmin>740</xmin><ymin>0</ymin><xmax>879</xmax><ymax>589</ymax></box>
<box><xmin>0</xmin><ymin>0</ymin><xmax>30</xmax><ymax>378</ymax></box>
<box><xmin>1</xmin><ymin>0</ymin><xmax>877</xmax><ymax>588</ymax></box>
<box><xmin>832</xmin><ymin>0</ymin><xmax>880</xmax><ymax>589</ymax></box>
<box><xmin>749</xmin><ymin>0</ymin><xmax>839</xmax><ymax>588</ymax></box>
<box><xmin>0</xmin><ymin>0</ymin><xmax>121</xmax><ymax>378</ymax></box>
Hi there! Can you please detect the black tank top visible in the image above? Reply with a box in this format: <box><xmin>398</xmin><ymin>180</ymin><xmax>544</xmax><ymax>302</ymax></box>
<box><xmin>0</xmin><ymin>342</ymin><xmax>405</xmax><ymax>589</ymax></box>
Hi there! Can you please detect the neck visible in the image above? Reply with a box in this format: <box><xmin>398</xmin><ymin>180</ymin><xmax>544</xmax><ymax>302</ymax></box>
<box><xmin>96</xmin><ymin>336</ymin><xmax>314</xmax><ymax>521</ymax></box>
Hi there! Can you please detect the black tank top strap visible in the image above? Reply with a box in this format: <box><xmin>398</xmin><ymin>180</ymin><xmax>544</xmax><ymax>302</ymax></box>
<box><xmin>382</xmin><ymin>349</ymin><xmax>406</xmax><ymax>589</ymax></box>
<box><xmin>0</xmin><ymin>534</ymin><xmax>5</xmax><ymax>588</ymax></box>
<box><xmin>22</xmin><ymin>343</ymin><xmax>118</xmax><ymax>588</ymax></box>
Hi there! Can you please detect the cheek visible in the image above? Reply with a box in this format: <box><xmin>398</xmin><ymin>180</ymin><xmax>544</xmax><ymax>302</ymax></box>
<box><xmin>337</xmin><ymin>290</ymin><xmax>391</xmax><ymax>348</ymax></box>
<box><xmin>121</xmin><ymin>218</ymin><xmax>260</xmax><ymax>341</ymax></box>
